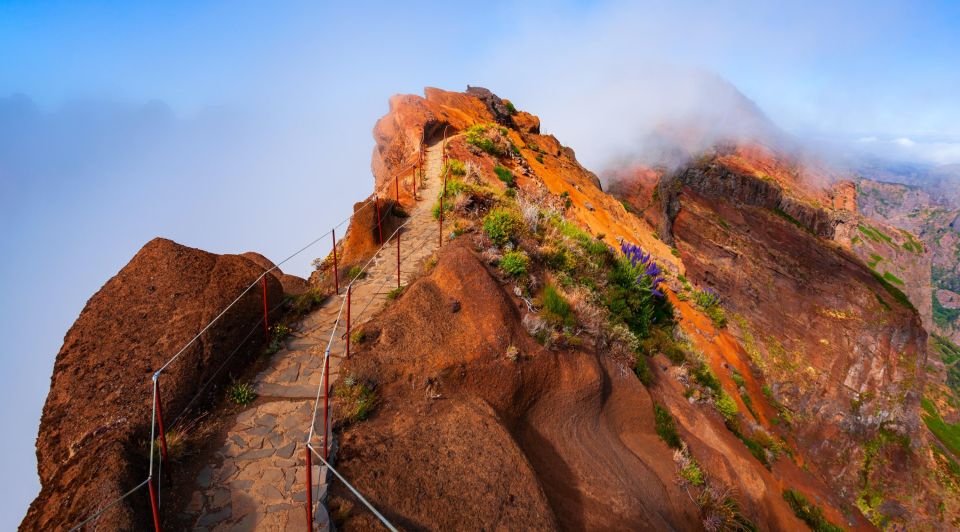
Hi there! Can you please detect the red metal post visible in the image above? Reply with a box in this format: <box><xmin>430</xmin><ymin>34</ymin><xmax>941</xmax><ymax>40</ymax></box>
<box><xmin>147</xmin><ymin>477</ymin><xmax>162</xmax><ymax>532</ymax></box>
<box><xmin>323</xmin><ymin>353</ymin><xmax>330</xmax><ymax>460</ymax></box>
<box><xmin>331</xmin><ymin>229</ymin><xmax>339</xmax><ymax>295</ymax></box>
<box><xmin>305</xmin><ymin>446</ymin><xmax>314</xmax><ymax>530</ymax></box>
<box><xmin>346</xmin><ymin>285</ymin><xmax>352</xmax><ymax>359</ymax></box>
<box><xmin>395</xmin><ymin>175</ymin><xmax>399</xmax><ymax>204</ymax></box>
<box><xmin>154</xmin><ymin>379</ymin><xmax>169</xmax><ymax>465</ymax></box>
<box><xmin>397</xmin><ymin>227</ymin><xmax>401</xmax><ymax>289</ymax></box>
<box><xmin>374</xmin><ymin>195</ymin><xmax>383</xmax><ymax>244</ymax></box>
<box><xmin>261</xmin><ymin>276</ymin><xmax>270</xmax><ymax>340</ymax></box>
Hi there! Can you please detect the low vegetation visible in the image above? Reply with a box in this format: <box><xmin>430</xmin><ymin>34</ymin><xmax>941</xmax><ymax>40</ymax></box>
<box><xmin>482</xmin><ymin>208</ymin><xmax>524</xmax><ymax>246</ymax></box>
<box><xmin>654</xmin><ymin>403</ymin><xmax>682</xmax><ymax>449</ymax></box>
<box><xmin>494</xmin><ymin>165</ymin><xmax>515</xmax><ymax>187</ymax></box>
<box><xmin>692</xmin><ymin>288</ymin><xmax>727</xmax><ymax>328</ymax></box>
<box><xmin>921</xmin><ymin>397</ymin><xmax>960</xmax><ymax>457</ymax></box>
<box><xmin>499</xmin><ymin>251</ymin><xmax>529</xmax><ymax>278</ymax></box>
<box><xmin>782</xmin><ymin>489</ymin><xmax>844</xmax><ymax>532</ymax></box>
<box><xmin>228</xmin><ymin>382</ymin><xmax>257</xmax><ymax>406</ymax></box>
<box><xmin>335</xmin><ymin>374</ymin><xmax>377</xmax><ymax>424</ymax></box>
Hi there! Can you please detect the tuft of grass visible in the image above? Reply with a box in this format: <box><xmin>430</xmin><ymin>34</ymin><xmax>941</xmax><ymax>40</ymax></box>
<box><xmin>228</xmin><ymin>382</ymin><xmax>257</xmax><ymax>406</ymax></box>
<box><xmin>782</xmin><ymin>489</ymin><xmax>844</xmax><ymax>532</ymax></box>
<box><xmin>692</xmin><ymin>363</ymin><xmax>722</xmax><ymax>393</ymax></box>
<box><xmin>494</xmin><ymin>165</ymin><xmax>515</xmax><ymax>187</ymax></box>
<box><xmin>465</xmin><ymin>123</ymin><xmax>504</xmax><ymax>156</ymax></box>
<box><xmin>715</xmin><ymin>391</ymin><xmax>739</xmax><ymax>422</ymax></box>
<box><xmin>349</xmin><ymin>328</ymin><xmax>366</xmax><ymax>344</ymax></box>
<box><xmin>654</xmin><ymin>404</ymin><xmax>682</xmax><ymax>449</ymax></box>
<box><xmin>444</xmin><ymin>159</ymin><xmax>466</xmax><ymax>177</ymax></box>
<box><xmin>387</xmin><ymin>286</ymin><xmax>404</xmax><ymax>300</ymax></box>
<box><xmin>482</xmin><ymin>208</ymin><xmax>523</xmax><ymax>246</ymax></box>
<box><xmin>633</xmin><ymin>352</ymin><xmax>653</xmax><ymax>385</ymax></box>
<box><xmin>347</xmin><ymin>265</ymin><xmax>366</xmax><ymax>281</ymax></box>
<box><xmin>505</xmin><ymin>100</ymin><xmax>517</xmax><ymax>115</ymax></box>
<box><xmin>335</xmin><ymin>375</ymin><xmax>377</xmax><ymax>424</ymax></box>
<box><xmin>541</xmin><ymin>283</ymin><xmax>575</xmax><ymax>328</ymax></box>
<box><xmin>680</xmin><ymin>460</ymin><xmax>705</xmax><ymax>487</ymax></box>
<box><xmin>499</xmin><ymin>251</ymin><xmax>529</xmax><ymax>278</ymax></box>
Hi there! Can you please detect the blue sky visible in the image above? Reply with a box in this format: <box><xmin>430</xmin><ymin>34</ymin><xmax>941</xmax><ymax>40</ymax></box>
<box><xmin>1</xmin><ymin>0</ymin><xmax>959</xmax><ymax>526</ymax></box>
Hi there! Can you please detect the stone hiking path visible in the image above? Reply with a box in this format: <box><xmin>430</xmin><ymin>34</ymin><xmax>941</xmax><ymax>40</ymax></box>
<box><xmin>182</xmin><ymin>142</ymin><xmax>445</xmax><ymax>531</ymax></box>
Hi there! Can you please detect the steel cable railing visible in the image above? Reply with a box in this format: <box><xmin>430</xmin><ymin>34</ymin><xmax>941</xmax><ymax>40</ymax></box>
<box><xmin>64</xmin><ymin>144</ymin><xmax>429</xmax><ymax>531</ymax></box>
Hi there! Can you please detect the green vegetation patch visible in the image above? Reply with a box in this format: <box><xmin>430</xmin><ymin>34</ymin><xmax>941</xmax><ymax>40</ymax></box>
<box><xmin>882</xmin><ymin>271</ymin><xmax>905</xmax><ymax>286</ymax></box>
<box><xmin>869</xmin><ymin>271</ymin><xmax>915</xmax><ymax>311</ymax></box>
<box><xmin>773</xmin><ymin>208</ymin><xmax>809</xmax><ymax>233</ymax></box>
<box><xmin>933</xmin><ymin>335</ymin><xmax>960</xmax><ymax>393</ymax></box>
<box><xmin>494</xmin><ymin>165</ymin><xmax>515</xmax><ymax>187</ymax></box>
<box><xmin>858</xmin><ymin>224</ymin><xmax>895</xmax><ymax>246</ymax></box>
<box><xmin>482</xmin><ymin>208</ymin><xmax>523</xmax><ymax>246</ymax></box>
<box><xmin>499</xmin><ymin>251</ymin><xmax>529</xmax><ymax>278</ymax></box>
<box><xmin>782</xmin><ymin>489</ymin><xmax>844</xmax><ymax>532</ymax></box>
<box><xmin>540</xmin><ymin>283</ymin><xmax>575</xmax><ymax>328</ymax></box>
<box><xmin>335</xmin><ymin>375</ymin><xmax>377</xmax><ymax>424</ymax></box>
<box><xmin>933</xmin><ymin>294</ymin><xmax>960</xmax><ymax>329</ymax></box>
<box><xmin>654</xmin><ymin>404</ymin><xmax>682</xmax><ymax>449</ymax></box>
<box><xmin>922</xmin><ymin>397</ymin><xmax>960</xmax><ymax>457</ymax></box>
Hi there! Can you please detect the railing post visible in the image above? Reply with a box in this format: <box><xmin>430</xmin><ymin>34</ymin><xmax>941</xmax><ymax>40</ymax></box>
<box><xmin>261</xmin><ymin>276</ymin><xmax>270</xmax><ymax>341</ymax></box>
<box><xmin>346</xmin><ymin>285</ymin><xmax>352</xmax><ymax>359</ymax></box>
<box><xmin>331</xmin><ymin>229</ymin><xmax>339</xmax><ymax>295</ymax></box>
<box><xmin>323</xmin><ymin>351</ymin><xmax>330</xmax><ymax>460</ymax></box>
<box><xmin>147</xmin><ymin>477</ymin><xmax>162</xmax><ymax>532</ymax></box>
<box><xmin>395</xmin><ymin>175</ymin><xmax>399</xmax><ymax>205</ymax></box>
<box><xmin>374</xmin><ymin>195</ymin><xmax>383</xmax><ymax>245</ymax></box>
<box><xmin>154</xmin><ymin>378</ymin><xmax>169</xmax><ymax>466</ymax></box>
<box><xmin>305</xmin><ymin>446</ymin><xmax>314</xmax><ymax>531</ymax></box>
<box><xmin>397</xmin><ymin>227</ymin><xmax>401</xmax><ymax>289</ymax></box>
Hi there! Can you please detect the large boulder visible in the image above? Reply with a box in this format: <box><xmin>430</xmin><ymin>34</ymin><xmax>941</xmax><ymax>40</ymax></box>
<box><xmin>22</xmin><ymin>238</ymin><xmax>283</xmax><ymax>530</ymax></box>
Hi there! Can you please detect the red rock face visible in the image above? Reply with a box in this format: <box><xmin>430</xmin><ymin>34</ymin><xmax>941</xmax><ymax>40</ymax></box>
<box><xmin>22</xmin><ymin>238</ymin><xmax>285</xmax><ymax>530</ymax></box>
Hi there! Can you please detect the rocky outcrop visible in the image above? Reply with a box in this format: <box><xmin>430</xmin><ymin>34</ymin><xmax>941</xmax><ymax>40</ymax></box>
<box><xmin>22</xmin><ymin>238</ymin><xmax>284</xmax><ymax>530</ymax></box>
<box><xmin>240</xmin><ymin>252</ymin><xmax>310</xmax><ymax>295</ymax></box>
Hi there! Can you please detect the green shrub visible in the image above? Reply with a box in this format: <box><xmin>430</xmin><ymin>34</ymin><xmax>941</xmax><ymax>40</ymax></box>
<box><xmin>638</xmin><ymin>326</ymin><xmax>686</xmax><ymax>364</ymax></box>
<box><xmin>500</xmin><ymin>251</ymin><xmax>529</xmax><ymax>278</ymax></box>
<box><xmin>482</xmin><ymin>208</ymin><xmax>523</xmax><ymax>246</ymax></box>
<box><xmin>387</xmin><ymin>286</ymin><xmax>404</xmax><ymax>300</ymax></box>
<box><xmin>692</xmin><ymin>288</ymin><xmax>726</xmax><ymax>328</ymax></box>
<box><xmin>465</xmin><ymin>123</ymin><xmax>503</xmax><ymax>156</ymax></box>
<box><xmin>494</xmin><ymin>165</ymin><xmax>515</xmax><ymax>186</ymax></box>
<box><xmin>680</xmin><ymin>460</ymin><xmax>705</xmax><ymax>487</ymax></box>
<box><xmin>782</xmin><ymin>489</ymin><xmax>844</xmax><ymax>532</ymax></box>
<box><xmin>335</xmin><ymin>375</ymin><xmax>377</xmax><ymax>424</ymax></box>
<box><xmin>633</xmin><ymin>353</ymin><xmax>653</xmax><ymax>384</ymax></box>
<box><xmin>654</xmin><ymin>404</ymin><xmax>682</xmax><ymax>449</ymax></box>
<box><xmin>505</xmin><ymin>101</ymin><xmax>517</xmax><ymax>115</ymax></box>
<box><xmin>716</xmin><ymin>391</ymin><xmax>739</xmax><ymax>422</ymax></box>
<box><xmin>536</xmin><ymin>154</ymin><xmax>545</xmax><ymax>164</ymax></box>
<box><xmin>228</xmin><ymin>382</ymin><xmax>257</xmax><ymax>406</ymax></box>
<box><xmin>692</xmin><ymin>363</ymin><xmax>722</xmax><ymax>393</ymax></box>
<box><xmin>350</xmin><ymin>328</ymin><xmax>366</xmax><ymax>344</ymax></box>
<box><xmin>605</xmin><ymin>256</ymin><xmax>674</xmax><ymax>339</ymax></box>
<box><xmin>444</xmin><ymin>159</ymin><xmax>466</xmax><ymax>177</ymax></box>
<box><xmin>347</xmin><ymin>265</ymin><xmax>366</xmax><ymax>281</ymax></box>
<box><xmin>541</xmin><ymin>283</ymin><xmax>575</xmax><ymax>327</ymax></box>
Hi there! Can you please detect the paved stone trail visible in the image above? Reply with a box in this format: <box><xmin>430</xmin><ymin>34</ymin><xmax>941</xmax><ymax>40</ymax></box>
<box><xmin>183</xmin><ymin>142</ymin><xmax>445</xmax><ymax>531</ymax></box>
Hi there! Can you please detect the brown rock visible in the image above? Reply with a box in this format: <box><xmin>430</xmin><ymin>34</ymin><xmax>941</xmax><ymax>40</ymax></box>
<box><xmin>22</xmin><ymin>238</ymin><xmax>282</xmax><ymax>530</ymax></box>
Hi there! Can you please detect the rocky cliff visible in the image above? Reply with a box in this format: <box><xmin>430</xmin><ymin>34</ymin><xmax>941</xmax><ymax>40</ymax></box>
<box><xmin>326</xmin><ymin>88</ymin><xmax>919</xmax><ymax>530</ymax></box>
<box><xmin>22</xmin><ymin>238</ymin><xmax>301</xmax><ymax>530</ymax></box>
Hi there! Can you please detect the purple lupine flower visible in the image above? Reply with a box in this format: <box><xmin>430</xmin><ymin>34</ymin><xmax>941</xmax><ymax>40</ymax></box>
<box><xmin>619</xmin><ymin>240</ymin><xmax>665</xmax><ymax>298</ymax></box>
